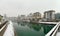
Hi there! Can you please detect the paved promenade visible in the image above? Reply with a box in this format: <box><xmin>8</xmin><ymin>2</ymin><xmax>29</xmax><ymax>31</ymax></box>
<box><xmin>3</xmin><ymin>21</ymin><xmax>14</xmax><ymax>36</ymax></box>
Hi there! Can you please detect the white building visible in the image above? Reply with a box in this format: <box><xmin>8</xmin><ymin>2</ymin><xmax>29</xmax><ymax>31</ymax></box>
<box><xmin>44</xmin><ymin>10</ymin><xmax>55</xmax><ymax>21</ymax></box>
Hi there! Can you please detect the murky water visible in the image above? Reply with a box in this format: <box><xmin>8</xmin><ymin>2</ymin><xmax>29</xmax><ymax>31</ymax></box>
<box><xmin>13</xmin><ymin>22</ymin><xmax>55</xmax><ymax>36</ymax></box>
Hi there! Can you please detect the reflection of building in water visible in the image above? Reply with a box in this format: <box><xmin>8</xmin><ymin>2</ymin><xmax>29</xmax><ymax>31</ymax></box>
<box><xmin>18</xmin><ymin>22</ymin><xmax>55</xmax><ymax>34</ymax></box>
<box><xmin>14</xmin><ymin>21</ymin><xmax>55</xmax><ymax>36</ymax></box>
<box><xmin>43</xmin><ymin>10</ymin><xmax>55</xmax><ymax>21</ymax></box>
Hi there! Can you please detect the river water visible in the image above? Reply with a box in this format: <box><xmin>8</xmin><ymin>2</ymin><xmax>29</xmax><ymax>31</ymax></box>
<box><xmin>13</xmin><ymin>22</ymin><xmax>55</xmax><ymax>36</ymax></box>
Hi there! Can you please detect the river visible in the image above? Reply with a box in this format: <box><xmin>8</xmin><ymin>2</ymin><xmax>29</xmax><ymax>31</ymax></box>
<box><xmin>13</xmin><ymin>22</ymin><xmax>55</xmax><ymax>36</ymax></box>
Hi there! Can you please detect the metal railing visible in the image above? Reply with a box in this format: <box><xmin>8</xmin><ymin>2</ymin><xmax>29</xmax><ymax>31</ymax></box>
<box><xmin>0</xmin><ymin>21</ymin><xmax>8</xmax><ymax>32</ymax></box>
<box><xmin>45</xmin><ymin>22</ymin><xmax>60</xmax><ymax>36</ymax></box>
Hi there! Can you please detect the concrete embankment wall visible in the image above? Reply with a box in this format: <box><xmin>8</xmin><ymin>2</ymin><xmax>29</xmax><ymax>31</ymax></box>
<box><xmin>39</xmin><ymin>22</ymin><xmax>57</xmax><ymax>24</ymax></box>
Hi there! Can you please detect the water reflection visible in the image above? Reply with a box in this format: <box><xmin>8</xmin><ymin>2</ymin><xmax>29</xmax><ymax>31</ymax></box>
<box><xmin>13</xmin><ymin>22</ymin><xmax>55</xmax><ymax>36</ymax></box>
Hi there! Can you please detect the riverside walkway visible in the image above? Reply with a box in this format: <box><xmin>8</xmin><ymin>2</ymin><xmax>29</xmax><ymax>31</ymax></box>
<box><xmin>0</xmin><ymin>21</ymin><xmax>14</xmax><ymax>36</ymax></box>
<box><xmin>3</xmin><ymin>21</ymin><xmax>14</xmax><ymax>36</ymax></box>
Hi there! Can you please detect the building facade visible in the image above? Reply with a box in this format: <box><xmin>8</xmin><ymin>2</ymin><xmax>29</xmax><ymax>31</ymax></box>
<box><xmin>30</xmin><ymin>12</ymin><xmax>41</xmax><ymax>22</ymax></box>
<box><xmin>55</xmin><ymin>13</ymin><xmax>60</xmax><ymax>21</ymax></box>
<box><xmin>44</xmin><ymin>10</ymin><xmax>55</xmax><ymax>21</ymax></box>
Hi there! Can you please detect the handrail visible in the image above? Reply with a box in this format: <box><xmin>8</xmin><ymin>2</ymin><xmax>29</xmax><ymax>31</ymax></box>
<box><xmin>0</xmin><ymin>21</ymin><xmax>8</xmax><ymax>29</ymax></box>
<box><xmin>45</xmin><ymin>22</ymin><xmax>60</xmax><ymax>36</ymax></box>
<box><xmin>0</xmin><ymin>21</ymin><xmax>8</xmax><ymax>32</ymax></box>
<box><xmin>0</xmin><ymin>24</ymin><xmax>6</xmax><ymax>32</ymax></box>
<box><xmin>51</xmin><ymin>25</ymin><xmax>59</xmax><ymax>36</ymax></box>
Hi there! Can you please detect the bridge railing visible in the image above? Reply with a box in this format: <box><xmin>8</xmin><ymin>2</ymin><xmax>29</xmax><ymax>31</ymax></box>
<box><xmin>45</xmin><ymin>22</ymin><xmax>60</xmax><ymax>36</ymax></box>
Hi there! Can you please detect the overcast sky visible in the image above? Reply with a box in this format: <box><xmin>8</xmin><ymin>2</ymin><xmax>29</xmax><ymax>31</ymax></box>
<box><xmin>0</xmin><ymin>0</ymin><xmax>60</xmax><ymax>17</ymax></box>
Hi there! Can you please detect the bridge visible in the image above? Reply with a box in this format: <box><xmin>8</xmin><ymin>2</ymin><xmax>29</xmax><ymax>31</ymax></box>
<box><xmin>0</xmin><ymin>21</ymin><xmax>60</xmax><ymax>36</ymax></box>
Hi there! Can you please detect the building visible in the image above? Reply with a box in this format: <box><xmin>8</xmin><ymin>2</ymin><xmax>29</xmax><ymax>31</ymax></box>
<box><xmin>17</xmin><ymin>15</ymin><xmax>21</xmax><ymax>22</ymax></box>
<box><xmin>27</xmin><ymin>13</ymin><xmax>33</xmax><ymax>20</ymax></box>
<box><xmin>30</xmin><ymin>12</ymin><xmax>41</xmax><ymax>22</ymax></box>
<box><xmin>4</xmin><ymin>14</ymin><xmax>7</xmax><ymax>19</ymax></box>
<box><xmin>32</xmin><ymin>12</ymin><xmax>41</xmax><ymax>19</ymax></box>
<box><xmin>0</xmin><ymin>15</ymin><xmax>3</xmax><ymax>21</ymax></box>
<box><xmin>55</xmin><ymin>13</ymin><xmax>60</xmax><ymax>21</ymax></box>
<box><xmin>8</xmin><ymin>17</ymin><xmax>17</xmax><ymax>22</ymax></box>
<box><xmin>43</xmin><ymin>10</ymin><xmax>55</xmax><ymax>21</ymax></box>
<box><xmin>17</xmin><ymin>15</ymin><xmax>30</xmax><ymax>22</ymax></box>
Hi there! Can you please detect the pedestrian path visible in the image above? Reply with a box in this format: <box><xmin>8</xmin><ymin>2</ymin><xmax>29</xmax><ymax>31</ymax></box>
<box><xmin>56</xmin><ymin>27</ymin><xmax>60</xmax><ymax>36</ymax></box>
<box><xmin>3</xmin><ymin>21</ymin><xmax>14</xmax><ymax>36</ymax></box>
<box><xmin>56</xmin><ymin>32</ymin><xmax>60</xmax><ymax>36</ymax></box>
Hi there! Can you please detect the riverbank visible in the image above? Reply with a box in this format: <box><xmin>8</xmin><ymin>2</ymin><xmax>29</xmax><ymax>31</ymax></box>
<box><xmin>39</xmin><ymin>22</ymin><xmax>57</xmax><ymax>24</ymax></box>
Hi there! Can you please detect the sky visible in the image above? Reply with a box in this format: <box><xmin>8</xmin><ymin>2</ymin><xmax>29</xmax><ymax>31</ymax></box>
<box><xmin>0</xmin><ymin>0</ymin><xmax>60</xmax><ymax>17</ymax></box>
